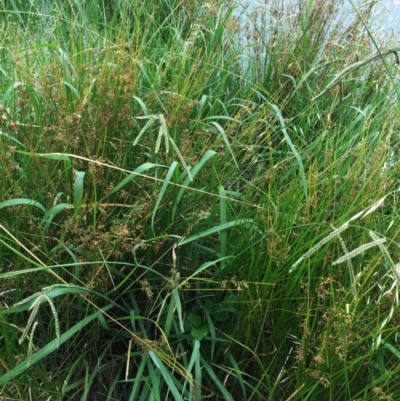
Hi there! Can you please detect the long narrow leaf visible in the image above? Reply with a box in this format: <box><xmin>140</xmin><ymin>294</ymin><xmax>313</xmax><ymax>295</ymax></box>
<box><xmin>41</xmin><ymin>203</ymin><xmax>74</xmax><ymax>232</ymax></box>
<box><xmin>271</xmin><ymin>104</ymin><xmax>308</xmax><ymax>200</ymax></box>
<box><xmin>151</xmin><ymin>161</ymin><xmax>177</xmax><ymax>234</ymax></box>
<box><xmin>0</xmin><ymin>305</ymin><xmax>113</xmax><ymax>385</ymax></box>
<box><xmin>210</xmin><ymin>122</ymin><xmax>239</xmax><ymax>169</ymax></box>
<box><xmin>176</xmin><ymin>149</ymin><xmax>217</xmax><ymax>206</ymax></box>
<box><xmin>73</xmin><ymin>170</ymin><xmax>85</xmax><ymax>216</ymax></box>
<box><xmin>219</xmin><ymin>185</ymin><xmax>227</xmax><ymax>273</ymax></box>
<box><xmin>108</xmin><ymin>163</ymin><xmax>166</xmax><ymax>196</ymax></box>
<box><xmin>178</xmin><ymin>219</ymin><xmax>253</xmax><ymax>246</ymax></box>
<box><xmin>0</xmin><ymin>198</ymin><xmax>46</xmax><ymax>213</ymax></box>
<box><xmin>200</xmin><ymin>355</ymin><xmax>234</xmax><ymax>400</ymax></box>
<box><xmin>149</xmin><ymin>351</ymin><xmax>183</xmax><ymax>401</ymax></box>
<box><xmin>1</xmin><ymin>285</ymin><xmax>88</xmax><ymax>315</ymax></box>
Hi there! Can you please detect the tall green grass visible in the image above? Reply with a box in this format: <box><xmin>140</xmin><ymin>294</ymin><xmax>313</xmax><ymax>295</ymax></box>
<box><xmin>1</xmin><ymin>0</ymin><xmax>400</xmax><ymax>399</ymax></box>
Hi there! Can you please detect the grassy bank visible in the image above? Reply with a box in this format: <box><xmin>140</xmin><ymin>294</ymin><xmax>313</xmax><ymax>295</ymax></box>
<box><xmin>1</xmin><ymin>0</ymin><xmax>400</xmax><ymax>399</ymax></box>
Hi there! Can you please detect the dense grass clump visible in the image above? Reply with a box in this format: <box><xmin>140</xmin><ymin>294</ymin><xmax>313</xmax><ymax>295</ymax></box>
<box><xmin>1</xmin><ymin>0</ymin><xmax>400</xmax><ymax>399</ymax></box>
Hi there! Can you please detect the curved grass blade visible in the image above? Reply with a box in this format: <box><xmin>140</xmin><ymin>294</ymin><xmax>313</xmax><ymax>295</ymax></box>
<box><xmin>271</xmin><ymin>104</ymin><xmax>308</xmax><ymax>200</ymax></box>
<box><xmin>15</xmin><ymin>150</ymin><xmax>71</xmax><ymax>162</ymax></box>
<box><xmin>178</xmin><ymin>219</ymin><xmax>253</xmax><ymax>247</ymax></box>
<box><xmin>73</xmin><ymin>170</ymin><xmax>85</xmax><ymax>216</ymax></box>
<box><xmin>107</xmin><ymin>162</ymin><xmax>167</xmax><ymax>197</ymax></box>
<box><xmin>219</xmin><ymin>186</ymin><xmax>227</xmax><ymax>273</ymax></box>
<box><xmin>168</xmin><ymin>137</ymin><xmax>192</xmax><ymax>181</ymax></box>
<box><xmin>182</xmin><ymin>340</ymin><xmax>200</xmax><ymax>398</ymax></box>
<box><xmin>41</xmin><ymin>203</ymin><xmax>74</xmax><ymax>232</ymax></box>
<box><xmin>173</xmin><ymin>257</ymin><xmax>232</xmax><ymax>291</ymax></box>
<box><xmin>149</xmin><ymin>351</ymin><xmax>183</xmax><ymax>401</ymax></box>
<box><xmin>151</xmin><ymin>161</ymin><xmax>178</xmax><ymax>234</ymax></box>
<box><xmin>1</xmin><ymin>82</ymin><xmax>23</xmax><ymax>104</ymax></box>
<box><xmin>172</xmin><ymin>149</ymin><xmax>217</xmax><ymax>221</ymax></box>
<box><xmin>0</xmin><ymin>305</ymin><xmax>113</xmax><ymax>385</ymax></box>
<box><xmin>227</xmin><ymin>352</ymin><xmax>247</xmax><ymax>399</ymax></box>
<box><xmin>0</xmin><ymin>198</ymin><xmax>46</xmax><ymax>214</ymax></box>
<box><xmin>0</xmin><ymin>130</ymin><xmax>26</xmax><ymax>147</ymax></box>
<box><xmin>210</xmin><ymin>121</ymin><xmax>239</xmax><ymax>169</ymax></box>
<box><xmin>132</xmin><ymin>96</ymin><xmax>150</xmax><ymax>115</ymax></box>
<box><xmin>14</xmin><ymin>151</ymin><xmax>72</xmax><ymax>183</ymax></box>
<box><xmin>200</xmin><ymin>355</ymin><xmax>234</xmax><ymax>400</ymax></box>
<box><xmin>1</xmin><ymin>285</ymin><xmax>88</xmax><ymax>315</ymax></box>
<box><xmin>176</xmin><ymin>149</ymin><xmax>217</xmax><ymax>204</ymax></box>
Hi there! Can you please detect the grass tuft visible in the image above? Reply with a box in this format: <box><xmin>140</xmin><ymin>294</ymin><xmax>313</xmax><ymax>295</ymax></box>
<box><xmin>2</xmin><ymin>0</ymin><xmax>400</xmax><ymax>399</ymax></box>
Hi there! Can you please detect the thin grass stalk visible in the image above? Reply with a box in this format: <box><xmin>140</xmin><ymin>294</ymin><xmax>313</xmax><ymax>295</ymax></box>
<box><xmin>337</xmin><ymin>232</ymin><xmax>357</xmax><ymax>298</ymax></box>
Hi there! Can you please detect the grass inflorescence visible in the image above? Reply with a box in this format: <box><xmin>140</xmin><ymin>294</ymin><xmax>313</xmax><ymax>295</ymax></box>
<box><xmin>1</xmin><ymin>0</ymin><xmax>400</xmax><ymax>399</ymax></box>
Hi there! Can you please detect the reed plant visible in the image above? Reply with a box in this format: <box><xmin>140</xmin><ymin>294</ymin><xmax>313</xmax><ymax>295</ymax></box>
<box><xmin>1</xmin><ymin>0</ymin><xmax>400</xmax><ymax>399</ymax></box>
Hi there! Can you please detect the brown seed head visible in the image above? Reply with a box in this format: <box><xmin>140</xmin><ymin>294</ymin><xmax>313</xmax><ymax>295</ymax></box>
<box><xmin>0</xmin><ymin>104</ymin><xmax>6</xmax><ymax>112</ymax></box>
<box><xmin>9</xmin><ymin>122</ymin><xmax>17</xmax><ymax>131</ymax></box>
<box><xmin>1</xmin><ymin>114</ymin><xmax>7</xmax><ymax>121</ymax></box>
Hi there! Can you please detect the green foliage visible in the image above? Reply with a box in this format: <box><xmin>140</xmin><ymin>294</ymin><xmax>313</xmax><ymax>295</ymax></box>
<box><xmin>1</xmin><ymin>0</ymin><xmax>400</xmax><ymax>400</ymax></box>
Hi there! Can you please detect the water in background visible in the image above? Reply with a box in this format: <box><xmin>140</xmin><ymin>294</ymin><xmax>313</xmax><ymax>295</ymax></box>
<box><xmin>237</xmin><ymin>0</ymin><xmax>400</xmax><ymax>44</ymax></box>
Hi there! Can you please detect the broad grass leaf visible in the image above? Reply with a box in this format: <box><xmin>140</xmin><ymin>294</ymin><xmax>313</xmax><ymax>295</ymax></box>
<box><xmin>73</xmin><ymin>170</ymin><xmax>85</xmax><ymax>216</ymax></box>
<box><xmin>191</xmin><ymin>324</ymin><xmax>209</xmax><ymax>341</ymax></box>
<box><xmin>0</xmin><ymin>198</ymin><xmax>46</xmax><ymax>213</ymax></box>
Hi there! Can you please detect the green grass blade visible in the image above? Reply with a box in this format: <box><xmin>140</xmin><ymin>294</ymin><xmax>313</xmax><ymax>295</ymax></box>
<box><xmin>210</xmin><ymin>121</ymin><xmax>239</xmax><ymax>169</ymax></box>
<box><xmin>41</xmin><ymin>203</ymin><xmax>74</xmax><ymax>232</ymax></box>
<box><xmin>172</xmin><ymin>289</ymin><xmax>184</xmax><ymax>333</ymax></box>
<box><xmin>271</xmin><ymin>104</ymin><xmax>308</xmax><ymax>200</ymax></box>
<box><xmin>0</xmin><ymin>305</ymin><xmax>113</xmax><ymax>385</ymax></box>
<box><xmin>73</xmin><ymin>170</ymin><xmax>85</xmax><ymax>216</ymax></box>
<box><xmin>128</xmin><ymin>357</ymin><xmax>147</xmax><ymax>401</ymax></box>
<box><xmin>1</xmin><ymin>285</ymin><xmax>88</xmax><ymax>314</ymax></box>
<box><xmin>176</xmin><ymin>149</ymin><xmax>217</xmax><ymax>205</ymax></box>
<box><xmin>173</xmin><ymin>257</ymin><xmax>233</xmax><ymax>291</ymax></box>
<box><xmin>151</xmin><ymin>161</ymin><xmax>178</xmax><ymax>234</ymax></box>
<box><xmin>182</xmin><ymin>340</ymin><xmax>200</xmax><ymax>398</ymax></box>
<box><xmin>178</xmin><ymin>219</ymin><xmax>253</xmax><ymax>246</ymax></box>
<box><xmin>219</xmin><ymin>185</ymin><xmax>227</xmax><ymax>273</ymax></box>
<box><xmin>200</xmin><ymin>355</ymin><xmax>234</xmax><ymax>400</ymax></box>
<box><xmin>15</xmin><ymin>151</ymin><xmax>71</xmax><ymax>162</ymax></box>
<box><xmin>149</xmin><ymin>351</ymin><xmax>183</xmax><ymax>401</ymax></box>
<box><xmin>107</xmin><ymin>163</ymin><xmax>166</xmax><ymax>197</ymax></box>
<box><xmin>8</xmin><ymin>0</ymin><xmax>25</xmax><ymax>28</ymax></box>
<box><xmin>227</xmin><ymin>352</ymin><xmax>247</xmax><ymax>399</ymax></box>
<box><xmin>0</xmin><ymin>130</ymin><xmax>26</xmax><ymax>147</ymax></box>
<box><xmin>0</xmin><ymin>198</ymin><xmax>46</xmax><ymax>213</ymax></box>
<box><xmin>132</xmin><ymin>96</ymin><xmax>150</xmax><ymax>115</ymax></box>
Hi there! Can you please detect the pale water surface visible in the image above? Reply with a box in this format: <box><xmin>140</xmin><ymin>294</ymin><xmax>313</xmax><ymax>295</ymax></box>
<box><xmin>238</xmin><ymin>0</ymin><xmax>400</xmax><ymax>43</ymax></box>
